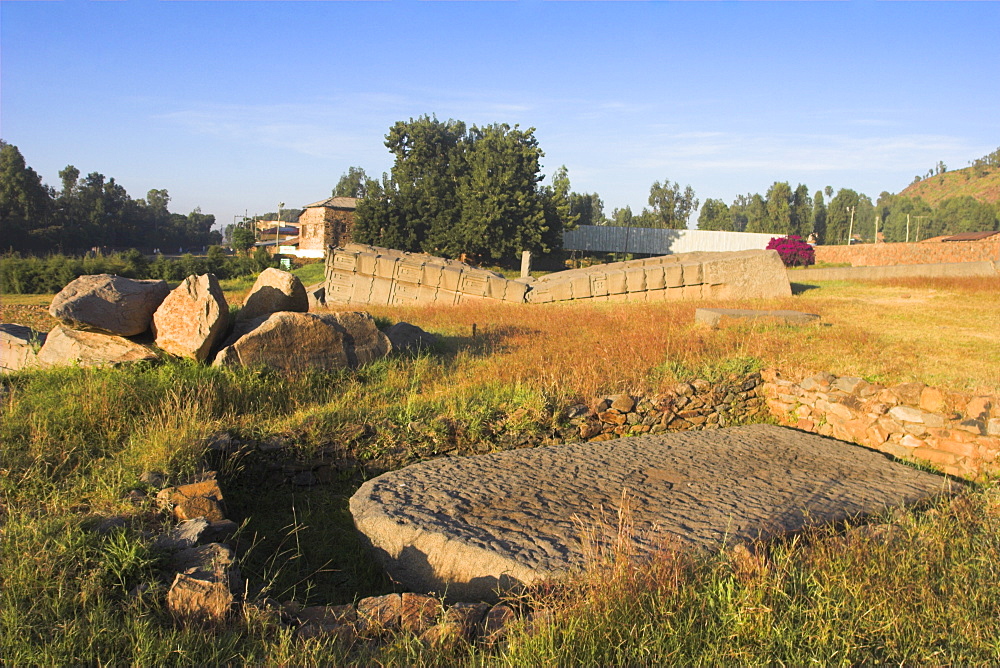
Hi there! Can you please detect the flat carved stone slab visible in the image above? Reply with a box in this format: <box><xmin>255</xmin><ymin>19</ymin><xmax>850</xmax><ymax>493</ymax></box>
<box><xmin>350</xmin><ymin>425</ymin><xmax>951</xmax><ymax>601</ymax></box>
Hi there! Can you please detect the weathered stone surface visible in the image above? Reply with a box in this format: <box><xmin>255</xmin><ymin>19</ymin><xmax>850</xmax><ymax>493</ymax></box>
<box><xmin>157</xmin><ymin>478</ymin><xmax>225</xmax><ymax>522</ymax></box>
<box><xmin>49</xmin><ymin>274</ymin><xmax>169</xmax><ymax>336</ymax></box>
<box><xmin>151</xmin><ymin>273</ymin><xmax>229</xmax><ymax>362</ymax></box>
<box><xmin>154</xmin><ymin>518</ymin><xmax>210</xmax><ymax>551</ymax></box>
<box><xmin>357</xmin><ymin>593</ymin><xmax>401</xmax><ymax>632</ymax></box>
<box><xmin>481</xmin><ymin>603</ymin><xmax>517</xmax><ymax>644</ymax></box>
<box><xmin>36</xmin><ymin>326</ymin><xmax>158</xmax><ymax>368</ymax></box>
<box><xmin>384</xmin><ymin>322</ymin><xmax>438</xmax><ymax>355</ymax></box>
<box><xmin>695</xmin><ymin>308</ymin><xmax>820</xmax><ymax>329</ymax></box>
<box><xmin>0</xmin><ymin>323</ymin><xmax>46</xmax><ymax>373</ymax></box>
<box><xmin>420</xmin><ymin>602</ymin><xmax>489</xmax><ymax>647</ymax></box>
<box><xmin>214</xmin><ymin>311</ymin><xmax>390</xmax><ymax>372</ymax></box>
<box><xmin>305</xmin><ymin>282</ymin><xmax>326</xmax><ymax>310</ymax></box>
<box><xmin>350</xmin><ymin>424</ymin><xmax>951</xmax><ymax>601</ymax></box>
<box><xmin>167</xmin><ymin>572</ymin><xmax>233</xmax><ymax>623</ymax></box>
<box><xmin>237</xmin><ymin>268</ymin><xmax>308</xmax><ymax>323</ymax></box>
<box><xmin>400</xmin><ymin>592</ymin><xmax>440</xmax><ymax>633</ymax></box>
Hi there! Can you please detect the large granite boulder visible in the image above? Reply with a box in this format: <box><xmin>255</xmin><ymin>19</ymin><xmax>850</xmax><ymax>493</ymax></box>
<box><xmin>0</xmin><ymin>324</ymin><xmax>46</xmax><ymax>373</ymax></box>
<box><xmin>37</xmin><ymin>326</ymin><xmax>158</xmax><ymax>368</ymax></box>
<box><xmin>152</xmin><ymin>274</ymin><xmax>229</xmax><ymax>362</ymax></box>
<box><xmin>237</xmin><ymin>268</ymin><xmax>308</xmax><ymax>323</ymax></box>
<box><xmin>214</xmin><ymin>311</ymin><xmax>390</xmax><ymax>372</ymax></box>
<box><xmin>49</xmin><ymin>274</ymin><xmax>169</xmax><ymax>336</ymax></box>
<box><xmin>350</xmin><ymin>424</ymin><xmax>951</xmax><ymax>602</ymax></box>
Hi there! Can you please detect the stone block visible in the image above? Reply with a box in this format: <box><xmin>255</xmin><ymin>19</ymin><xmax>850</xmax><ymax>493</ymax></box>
<box><xmin>332</xmin><ymin>251</ymin><xmax>359</xmax><ymax>273</ymax></box>
<box><xmin>460</xmin><ymin>274</ymin><xmax>490</xmax><ymax>297</ymax></box>
<box><xmin>0</xmin><ymin>324</ymin><xmax>45</xmax><ymax>373</ymax></box>
<box><xmin>326</xmin><ymin>273</ymin><xmax>356</xmax><ymax>304</ymax></box>
<box><xmin>606</xmin><ymin>271</ymin><xmax>627</xmax><ymax>295</ymax></box>
<box><xmin>663</xmin><ymin>265</ymin><xmax>684</xmax><ymax>288</ymax></box>
<box><xmin>375</xmin><ymin>256</ymin><xmax>399</xmax><ymax>279</ymax></box>
<box><xmin>919</xmin><ymin>387</ymin><xmax>948</xmax><ymax>414</ymax></box>
<box><xmin>370</xmin><ymin>277</ymin><xmax>394</xmax><ymax>305</ymax></box>
<box><xmin>645</xmin><ymin>265</ymin><xmax>666</xmax><ymax>291</ymax></box>
<box><xmin>358</xmin><ymin>252</ymin><xmax>378</xmax><ymax>276</ymax></box>
<box><xmin>351</xmin><ymin>275</ymin><xmax>375</xmax><ymax>303</ymax></box>
<box><xmin>889</xmin><ymin>406</ymin><xmax>925</xmax><ymax>423</ymax></box>
<box><xmin>912</xmin><ymin>447</ymin><xmax>959</xmax><ymax>467</ymax></box>
<box><xmin>396</xmin><ymin>261</ymin><xmax>425</xmax><ymax>285</ymax></box>
<box><xmin>682</xmin><ymin>285</ymin><xmax>702</xmax><ymax>300</ymax></box>
<box><xmin>695</xmin><ymin>308</ymin><xmax>821</xmax><ymax>329</ymax></box>
<box><xmin>681</xmin><ymin>263</ymin><xmax>702</xmax><ymax>286</ymax></box>
<box><xmin>625</xmin><ymin>268</ymin><xmax>646</xmax><ymax>292</ymax></box>
<box><xmin>589</xmin><ymin>273</ymin><xmax>608</xmax><ymax>297</ymax></box>
<box><xmin>422</xmin><ymin>264</ymin><xmax>443</xmax><ymax>288</ymax></box>
<box><xmin>503</xmin><ymin>281</ymin><xmax>529</xmax><ymax>303</ymax></box>
<box><xmin>933</xmin><ymin>439</ymin><xmax>979</xmax><ymax>460</ymax></box>
<box><xmin>167</xmin><ymin>573</ymin><xmax>232</xmax><ymax>623</ymax></box>
<box><xmin>37</xmin><ymin>327</ymin><xmax>157</xmax><ymax>369</ymax></box>
<box><xmin>966</xmin><ymin>397</ymin><xmax>992</xmax><ymax>421</ymax></box>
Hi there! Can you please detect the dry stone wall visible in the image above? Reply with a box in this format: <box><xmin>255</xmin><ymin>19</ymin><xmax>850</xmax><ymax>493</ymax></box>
<box><xmin>814</xmin><ymin>240</ymin><xmax>1000</xmax><ymax>267</ymax></box>
<box><xmin>324</xmin><ymin>245</ymin><xmax>791</xmax><ymax>307</ymax></box>
<box><xmin>762</xmin><ymin>369</ymin><xmax>1000</xmax><ymax>479</ymax></box>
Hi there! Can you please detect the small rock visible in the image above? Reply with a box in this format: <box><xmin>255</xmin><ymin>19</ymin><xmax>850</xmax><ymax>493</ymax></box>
<box><xmin>154</xmin><ymin>518</ymin><xmax>209</xmax><ymax>551</ymax></box>
<box><xmin>170</xmin><ymin>542</ymin><xmax>234</xmax><ymax>581</ymax></box>
<box><xmin>888</xmin><ymin>406</ymin><xmax>925</xmax><ymax>424</ymax></box>
<box><xmin>609</xmin><ymin>394</ymin><xmax>635</xmax><ymax>413</ymax></box>
<box><xmin>167</xmin><ymin>572</ymin><xmax>233</xmax><ymax>623</ymax></box>
<box><xmin>357</xmin><ymin>593</ymin><xmax>402</xmax><ymax>633</ymax></box>
<box><xmin>401</xmin><ymin>592</ymin><xmax>440</xmax><ymax>633</ymax></box>
<box><xmin>480</xmin><ymin>603</ymin><xmax>517</xmax><ymax>644</ymax></box>
<box><xmin>176</xmin><ymin>496</ymin><xmax>226</xmax><ymax>522</ymax></box>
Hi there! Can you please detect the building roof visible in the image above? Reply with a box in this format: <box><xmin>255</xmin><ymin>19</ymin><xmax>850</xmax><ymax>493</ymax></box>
<box><xmin>302</xmin><ymin>196</ymin><xmax>359</xmax><ymax>210</ymax></box>
<box><xmin>259</xmin><ymin>226</ymin><xmax>300</xmax><ymax>236</ymax></box>
<box><xmin>941</xmin><ymin>231</ymin><xmax>1000</xmax><ymax>242</ymax></box>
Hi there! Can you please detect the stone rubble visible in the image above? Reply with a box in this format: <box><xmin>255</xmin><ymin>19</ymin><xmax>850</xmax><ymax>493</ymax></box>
<box><xmin>762</xmin><ymin>369</ymin><xmax>1000</xmax><ymax>479</ymax></box>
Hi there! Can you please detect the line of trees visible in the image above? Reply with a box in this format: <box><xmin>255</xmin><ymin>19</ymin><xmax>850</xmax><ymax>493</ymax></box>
<box><xmin>693</xmin><ymin>181</ymin><xmax>998</xmax><ymax>244</ymax></box>
<box><xmin>1</xmin><ymin>141</ymin><xmax>221</xmax><ymax>254</ymax></box>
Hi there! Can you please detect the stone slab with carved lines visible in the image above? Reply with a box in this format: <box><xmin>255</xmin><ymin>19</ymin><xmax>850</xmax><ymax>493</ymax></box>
<box><xmin>350</xmin><ymin>424</ymin><xmax>951</xmax><ymax>602</ymax></box>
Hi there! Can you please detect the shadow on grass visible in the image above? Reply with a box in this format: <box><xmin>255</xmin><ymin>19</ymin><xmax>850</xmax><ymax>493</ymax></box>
<box><xmin>790</xmin><ymin>282</ymin><xmax>821</xmax><ymax>295</ymax></box>
<box><xmin>224</xmin><ymin>472</ymin><xmax>394</xmax><ymax>606</ymax></box>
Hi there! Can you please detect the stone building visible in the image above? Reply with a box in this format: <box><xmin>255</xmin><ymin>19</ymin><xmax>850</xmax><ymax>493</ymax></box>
<box><xmin>295</xmin><ymin>197</ymin><xmax>359</xmax><ymax>259</ymax></box>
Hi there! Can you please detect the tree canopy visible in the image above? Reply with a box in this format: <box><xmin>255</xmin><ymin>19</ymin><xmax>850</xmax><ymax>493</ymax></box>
<box><xmin>352</xmin><ymin>116</ymin><xmax>577</xmax><ymax>264</ymax></box>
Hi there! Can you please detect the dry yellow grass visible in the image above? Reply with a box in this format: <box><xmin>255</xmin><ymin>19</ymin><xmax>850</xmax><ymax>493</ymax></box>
<box><xmin>324</xmin><ymin>274</ymin><xmax>999</xmax><ymax>398</ymax></box>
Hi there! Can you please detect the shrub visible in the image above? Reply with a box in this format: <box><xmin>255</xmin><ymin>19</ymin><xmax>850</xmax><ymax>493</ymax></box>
<box><xmin>766</xmin><ymin>235</ymin><xmax>815</xmax><ymax>267</ymax></box>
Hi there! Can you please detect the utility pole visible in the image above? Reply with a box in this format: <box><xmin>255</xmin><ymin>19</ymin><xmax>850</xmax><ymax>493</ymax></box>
<box><xmin>276</xmin><ymin>202</ymin><xmax>284</xmax><ymax>255</ymax></box>
<box><xmin>846</xmin><ymin>206</ymin><xmax>856</xmax><ymax>245</ymax></box>
<box><xmin>875</xmin><ymin>215</ymin><xmax>880</xmax><ymax>243</ymax></box>
<box><xmin>906</xmin><ymin>214</ymin><xmax>910</xmax><ymax>243</ymax></box>
<box><xmin>915</xmin><ymin>215</ymin><xmax>928</xmax><ymax>242</ymax></box>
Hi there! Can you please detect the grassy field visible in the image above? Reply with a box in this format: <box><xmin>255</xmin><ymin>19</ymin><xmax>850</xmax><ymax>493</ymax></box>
<box><xmin>1</xmin><ymin>273</ymin><xmax>999</xmax><ymax>665</ymax></box>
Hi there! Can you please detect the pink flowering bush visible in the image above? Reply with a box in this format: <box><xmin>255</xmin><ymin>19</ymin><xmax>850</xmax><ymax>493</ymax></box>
<box><xmin>766</xmin><ymin>235</ymin><xmax>815</xmax><ymax>267</ymax></box>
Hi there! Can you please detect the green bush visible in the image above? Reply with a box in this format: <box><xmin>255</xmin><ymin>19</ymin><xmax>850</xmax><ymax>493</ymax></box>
<box><xmin>0</xmin><ymin>250</ymin><xmax>278</xmax><ymax>294</ymax></box>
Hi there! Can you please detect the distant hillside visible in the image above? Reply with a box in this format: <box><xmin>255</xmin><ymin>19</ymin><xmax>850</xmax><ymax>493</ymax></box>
<box><xmin>899</xmin><ymin>166</ymin><xmax>1000</xmax><ymax>206</ymax></box>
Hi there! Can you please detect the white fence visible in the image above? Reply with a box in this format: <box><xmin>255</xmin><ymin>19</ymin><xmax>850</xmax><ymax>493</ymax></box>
<box><xmin>563</xmin><ymin>226</ymin><xmax>778</xmax><ymax>255</ymax></box>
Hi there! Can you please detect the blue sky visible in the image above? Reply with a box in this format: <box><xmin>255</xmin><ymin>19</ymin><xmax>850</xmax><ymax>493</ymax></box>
<box><xmin>2</xmin><ymin>0</ymin><xmax>998</xmax><ymax>231</ymax></box>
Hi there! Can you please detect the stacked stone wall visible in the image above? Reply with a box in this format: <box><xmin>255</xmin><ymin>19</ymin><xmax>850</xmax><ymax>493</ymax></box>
<box><xmin>814</xmin><ymin>240</ymin><xmax>1000</xmax><ymax>267</ymax></box>
<box><xmin>762</xmin><ymin>369</ymin><xmax>1000</xmax><ymax>478</ymax></box>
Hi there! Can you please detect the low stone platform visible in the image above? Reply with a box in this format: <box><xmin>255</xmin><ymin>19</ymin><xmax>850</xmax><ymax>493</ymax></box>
<box><xmin>350</xmin><ymin>425</ymin><xmax>951</xmax><ymax>601</ymax></box>
<box><xmin>695</xmin><ymin>308</ymin><xmax>821</xmax><ymax>328</ymax></box>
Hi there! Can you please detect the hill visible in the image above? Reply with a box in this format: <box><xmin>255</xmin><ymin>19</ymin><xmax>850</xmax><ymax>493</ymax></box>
<box><xmin>899</xmin><ymin>165</ymin><xmax>1000</xmax><ymax>206</ymax></box>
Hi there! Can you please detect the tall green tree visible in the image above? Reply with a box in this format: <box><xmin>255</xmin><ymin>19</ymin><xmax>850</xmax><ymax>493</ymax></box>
<box><xmin>332</xmin><ymin>166</ymin><xmax>377</xmax><ymax>199</ymax></box>
<box><xmin>647</xmin><ymin>179</ymin><xmax>698</xmax><ymax>229</ymax></box>
<box><xmin>697</xmin><ymin>198</ymin><xmax>732</xmax><ymax>231</ymax></box>
<box><xmin>812</xmin><ymin>191</ymin><xmax>828</xmax><ymax>243</ymax></box>
<box><xmin>791</xmin><ymin>184</ymin><xmax>812</xmax><ymax>237</ymax></box>
<box><xmin>764</xmin><ymin>181</ymin><xmax>793</xmax><ymax>234</ymax></box>
<box><xmin>569</xmin><ymin>192</ymin><xmax>607</xmax><ymax>226</ymax></box>
<box><xmin>743</xmin><ymin>194</ymin><xmax>768</xmax><ymax>233</ymax></box>
<box><xmin>354</xmin><ymin>116</ymin><xmax>566</xmax><ymax>263</ymax></box>
<box><xmin>0</xmin><ymin>141</ymin><xmax>51</xmax><ymax>250</ymax></box>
